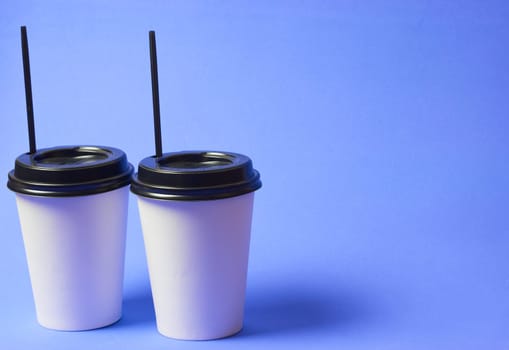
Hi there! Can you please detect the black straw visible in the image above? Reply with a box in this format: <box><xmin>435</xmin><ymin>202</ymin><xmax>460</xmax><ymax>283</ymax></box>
<box><xmin>149</xmin><ymin>30</ymin><xmax>163</xmax><ymax>158</ymax></box>
<box><xmin>21</xmin><ymin>26</ymin><xmax>37</xmax><ymax>154</ymax></box>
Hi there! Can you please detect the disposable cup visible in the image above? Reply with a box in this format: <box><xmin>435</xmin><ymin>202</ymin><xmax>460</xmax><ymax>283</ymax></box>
<box><xmin>8</xmin><ymin>146</ymin><xmax>133</xmax><ymax>330</ymax></box>
<box><xmin>131</xmin><ymin>151</ymin><xmax>261</xmax><ymax>340</ymax></box>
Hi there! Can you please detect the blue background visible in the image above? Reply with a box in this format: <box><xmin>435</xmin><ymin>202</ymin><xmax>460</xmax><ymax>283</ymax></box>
<box><xmin>1</xmin><ymin>1</ymin><xmax>508</xmax><ymax>349</ymax></box>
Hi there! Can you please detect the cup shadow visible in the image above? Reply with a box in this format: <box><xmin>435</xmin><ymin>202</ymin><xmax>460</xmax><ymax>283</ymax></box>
<box><xmin>114</xmin><ymin>282</ymin><xmax>378</xmax><ymax>337</ymax></box>
<box><xmin>117</xmin><ymin>290</ymin><xmax>156</xmax><ymax>327</ymax></box>
<box><xmin>238</xmin><ymin>283</ymin><xmax>377</xmax><ymax>338</ymax></box>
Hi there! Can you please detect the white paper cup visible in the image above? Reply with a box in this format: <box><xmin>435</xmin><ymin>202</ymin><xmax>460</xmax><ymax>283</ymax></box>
<box><xmin>8</xmin><ymin>146</ymin><xmax>133</xmax><ymax>330</ymax></box>
<box><xmin>16</xmin><ymin>187</ymin><xmax>129</xmax><ymax>330</ymax></box>
<box><xmin>131</xmin><ymin>151</ymin><xmax>261</xmax><ymax>340</ymax></box>
<box><xmin>138</xmin><ymin>192</ymin><xmax>254</xmax><ymax>339</ymax></box>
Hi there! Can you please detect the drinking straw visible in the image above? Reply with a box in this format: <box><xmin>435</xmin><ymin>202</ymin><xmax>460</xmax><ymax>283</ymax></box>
<box><xmin>20</xmin><ymin>26</ymin><xmax>37</xmax><ymax>154</ymax></box>
<box><xmin>149</xmin><ymin>30</ymin><xmax>163</xmax><ymax>158</ymax></box>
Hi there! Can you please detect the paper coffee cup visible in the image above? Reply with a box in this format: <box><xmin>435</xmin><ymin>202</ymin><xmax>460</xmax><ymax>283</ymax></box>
<box><xmin>7</xmin><ymin>146</ymin><xmax>133</xmax><ymax>330</ymax></box>
<box><xmin>131</xmin><ymin>151</ymin><xmax>261</xmax><ymax>340</ymax></box>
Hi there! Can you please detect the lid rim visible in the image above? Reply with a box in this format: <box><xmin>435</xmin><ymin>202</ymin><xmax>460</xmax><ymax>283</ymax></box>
<box><xmin>8</xmin><ymin>166</ymin><xmax>134</xmax><ymax>187</ymax></box>
<box><xmin>130</xmin><ymin>179</ymin><xmax>261</xmax><ymax>201</ymax></box>
<box><xmin>8</xmin><ymin>181</ymin><xmax>132</xmax><ymax>197</ymax></box>
<box><xmin>7</xmin><ymin>166</ymin><xmax>133</xmax><ymax>197</ymax></box>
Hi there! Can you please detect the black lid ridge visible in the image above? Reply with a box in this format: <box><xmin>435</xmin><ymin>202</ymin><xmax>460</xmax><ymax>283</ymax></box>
<box><xmin>131</xmin><ymin>151</ymin><xmax>262</xmax><ymax>201</ymax></box>
<box><xmin>7</xmin><ymin>146</ymin><xmax>134</xmax><ymax>197</ymax></box>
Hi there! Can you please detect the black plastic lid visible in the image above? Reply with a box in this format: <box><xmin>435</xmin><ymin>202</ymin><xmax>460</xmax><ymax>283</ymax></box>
<box><xmin>7</xmin><ymin>146</ymin><xmax>134</xmax><ymax>197</ymax></box>
<box><xmin>130</xmin><ymin>151</ymin><xmax>262</xmax><ymax>200</ymax></box>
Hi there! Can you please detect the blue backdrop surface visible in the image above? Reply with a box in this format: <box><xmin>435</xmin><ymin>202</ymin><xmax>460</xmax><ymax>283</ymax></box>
<box><xmin>1</xmin><ymin>1</ymin><xmax>508</xmax><ymax>349</ymax></box>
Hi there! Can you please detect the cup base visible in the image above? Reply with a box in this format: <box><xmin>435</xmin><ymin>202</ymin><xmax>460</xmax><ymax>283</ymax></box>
<box><xmin>37</xmin><ymin>314</ymin><xmax>122</xmax><ymax>332</ymax></box>
<box><xmin>156</xmin><ymin>324</ymin><xmax>243</xmax><ymax>341</ymax></box>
